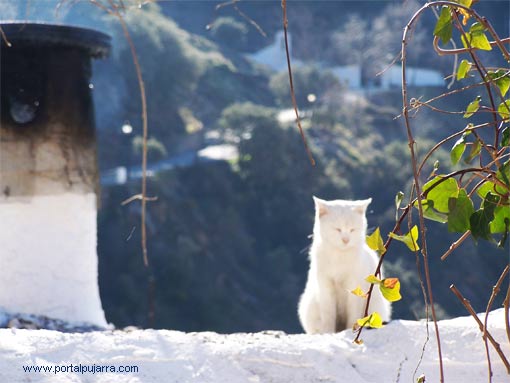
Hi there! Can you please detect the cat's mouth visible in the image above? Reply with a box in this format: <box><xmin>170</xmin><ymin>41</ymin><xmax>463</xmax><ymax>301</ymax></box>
<box><xmin>337</xmin><ymin>241</ymin><xmax>354</xmax><ymax>250</ymax></box>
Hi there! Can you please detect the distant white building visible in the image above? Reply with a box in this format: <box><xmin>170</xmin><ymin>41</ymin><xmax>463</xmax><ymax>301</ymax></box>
<box><xmin>331</xmin><ymin>64</ymin><xmax>445</xmax><ymax>91</ymax></box>
<box><xmin>247</xmin><ymin>31</ymin><xmax>303</xmax><ymax>71</ymax></box>
<box><xmin>380</xmin><ymin>65</ymin><xmax>445</xmax><ymax>89</ymax></box>
<box><xmin>247</xmin><ymin>31</ymin><xmax>445</xmax><ymax>91</ymax></box>
<box><xmin>329</xmin><ymin>65</ymin><xmax>363</xmax><ymax>89</ymax></box>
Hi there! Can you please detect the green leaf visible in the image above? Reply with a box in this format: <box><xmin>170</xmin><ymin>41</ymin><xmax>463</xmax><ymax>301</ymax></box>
<box><xmin>356</xmin><ymin>312</ymin><xmax>383</xmax><ymax>329</ymax></box>
<box><xmin>451</xmin><ymin>127</ymin><xmax>473</xmax><ymax>165</ymax></box>
<box><xmin>470</xmin><ymin>192</ymin><xmax>500</xmax><ymax>240</ymax></box>
<box><xmin>366</xmin><ymin>227</ymin><xmax>386</xmax><ymax>255</ymax></box>
<box><xmin>493</xmin><ymin>160</ymin><xmax>510</xmax><ymax>200</ymax></box>
<box><xmin>490</xmin><ymin>205</ymin><xmax>510</xmax><ymax>233</ymax></box>
<box><xmin>498</xmin><ymin>100</ymin><xmax>510</xmax><ymax>120</ymax></box>
<box><xmin>389</xmin><ymin>225</ymin><xmax>420</xmax><ymax>251</ymax></box>
<box><xmin>420</xmin><ymin>199</ymin><xmax>449</xmax><ymax>223</ymax></box>
<box><xmin>495</xmin><ymin>160</ymin><xmax>510</xmax><ymax>190</ymax></box>
<box><xmin>456</xmin><ymin>0</ymin><xmax>472</xmax><ymax>8</ymax></box>
<box><xmin>463</xmin><ymin>96</ymin><xmax>481</xmax><ymax>118</ymax></box>
<box><xmin>379</xmin><ymin>278</ymin><xmax>402</xmax><ymax>302</ymax></box>
<box><xmin>450</xmin><ymin>131</ymin><xmax>471</xmax><ymax>165</ymax></box>
<box><xmin>365</xmin><ymin>274</ymin><xmax>382</xmax><ymax>285</ymax></box>
<box><xmin>395</xmin><ymin>191</ymin><xmax>404</xmax><ymax>221</ymax></box>
<box><xmin>470</xmin><ymin>23</ymin><xmax>492</xmax><ymax>50</ymax></box>
<box><xmin>487</xmin><ymin>70</ymin><xmax>510</xmax><ymax>97</ymax></box>
<box><xmin>476</xmin><ymin>181</ymin><xmax>495</xmax><ymax>199</ymax></box>
<box><xmin>464</xmin><ymin>139</ymin><xmax>482</xmax><ymax>163</ymax></box>
<box><xmin>457</xmin><ymin>59</ymin><xmax>472</xmax><ymax>80</ymax></box>
<box><xmin>502</xmin><ymin>127</ymin><xmax>509</xmax><ymax>147</ymax></box>
<box><xmin>423</xmin><ymin>177</ymin><xmax>460</xmax><ymax>213</ymax></box>
<box><xmin>461</xmin><ymin>22</ymin><xmax>492</xmax><ymax>51</ymax></box>
<box><xmin>497</xmin><ymin>219</ymin><xmax>509</xmax><ymax>248</ymax></box>
<box><xmin>448</xmin><ymin>189</ymin><xmax>475</xmax><ymax>232</ymax></box>
<box><xmin>434</xmin><ymin>6</ymin><xmax>453</xmax><ymax>45</ymax></box>
<box><xmin>450</xmin><ymin>140</ymin><xmax>466</xmax><ymax>165</ymax></box>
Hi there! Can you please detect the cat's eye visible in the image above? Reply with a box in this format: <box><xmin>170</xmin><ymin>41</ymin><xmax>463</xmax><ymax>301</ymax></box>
<box><xmin>336</xmin><ymin>228</ymin><xmax>342</xmax><ymax>233</ymax></box>
<box><xmin>350</xmin><ymin>228</ymin><xmax>355</xmax><ymax>233</ymax></box>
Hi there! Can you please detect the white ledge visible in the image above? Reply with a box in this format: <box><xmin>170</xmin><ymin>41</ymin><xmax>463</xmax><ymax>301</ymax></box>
<box><xmin>0</xmin><ymin>309</ymin><xmax>508</xmax><ymax>382</ymax></box>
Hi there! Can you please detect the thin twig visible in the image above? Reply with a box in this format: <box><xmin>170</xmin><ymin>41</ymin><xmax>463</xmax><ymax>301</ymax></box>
<box><xmin>395</xmin><ymin>80</ymin><xmax>490</xmax><ymax>120</ymax></box>
<box><xmin>417</xmin><ymin>122</ymin><xmax>494</xmax><ymax>177</ymax></box>
<box><xmin>481</xmin><ymin>17</ymin><xmax>510</xmax><ymax>61</ymax></box>
<box><xmin>375</xmin><ymin>51</ymin><xmax>401</xmax><ymax>77</ymax></box>
<box><xmin>410</xmin><ymin>99</ymin><xmax>500</xmax><ymax>116</ymax></box>
<box><xmin>281</xmin><ymin>0</ymin><xmax>315</xmax><ymax>166</ymax></box>
<box><xmin>215</xmin><ymin>0</ymin><xmax>267</xmax><ymax>37</ymax></box>
<box><xmin>89</xmin><ymin>0</ymin><xmax>112</xmax><ymax>14</ymax></box>
<box><xmin>451</xmin><ymin>11</ymin><xmax>500</xmax><ymax>160</ymax></box>
<box><xmin>121</xmin><ymin>194</ymin><xmax>158</xmax><ymax>206</ymax></box>
<box><xmin>107</xmin><ymin>0</ymin><xmax>150</xmax><ymax>267</ymax></box>
<box><xmin>450</xmin><ymin>284</ymin><xmax>510</xmax><ymax>374</ymax></box>
<box><xmin>354</xmin><ymin>203</ymin><xmax>411</xmax><ymax>343</ymax></box>
<box><xmin>440</xmin><ymin>231</ymin><xmax>471</xmax><ymax>261</ymax></box>
<box><xmin>234</xmin><ymin>2</ymin><xmax>266</xmax><ymax>37</ymax></box>
<box><xmin>0</xmin><ymin>27</ymin><xmax>11</xmax><ymax>47</ymax></box>
<box><xmin>504</xmin><ymin>283</ymin><xmax>510</xmax><ymax>345</ymax></box>
<box><xmin>433</xmin><ymin>35</ymin><xmax>510</xmax><ymax>56</ymax></box>
<box><xmin>402</xmin><ymin>4</ymin><xmax>446</xmax><ymax>380</ymax></box>
<box><xmin>427</xmin><ymin>1</ymin><xmax>458</xmax><ymax>89</ymax></box>
<box><xmin>483</xmin><ymin>266</ymin><xmax>510</xmax><ymax>382</ymax></box>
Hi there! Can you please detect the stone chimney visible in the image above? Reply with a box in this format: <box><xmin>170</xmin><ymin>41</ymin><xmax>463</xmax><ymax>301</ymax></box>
<box><xmin>0</xmin><ymin>23</ymin><xmax>110</xmax><ymax>327</ymax></box>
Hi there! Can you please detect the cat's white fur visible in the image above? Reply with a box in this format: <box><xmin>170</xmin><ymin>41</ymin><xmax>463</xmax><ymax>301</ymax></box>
<box><xmin>298</xmin><ymin>197</ymin><xmax>391</xmax><ymax>334</ymax></box>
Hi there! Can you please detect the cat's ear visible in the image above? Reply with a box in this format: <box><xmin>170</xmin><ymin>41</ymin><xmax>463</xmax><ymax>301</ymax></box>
<box><xmin>313</xmin><ymin>196</ymin><xmax>328</xmax><ymax>217</ymax></box>
<box><xmin>354</xmin><ymin>198</ymin><xmax>372</xmax><ymax>214</ymax></box>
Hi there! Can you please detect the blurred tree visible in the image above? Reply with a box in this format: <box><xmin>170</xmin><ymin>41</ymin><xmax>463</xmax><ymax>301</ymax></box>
<box><xmin>218</xmin><ymin>102</ymin><xmax>276</xmax><ymax>141</ymax></box>
<box><xmin>269</xmin><ymin>66</ymin><xmax>341</xmax><ymax>107</ymax></box>
<box><xmin>115</xmin><ymin>6</ymin><xmax>199</xmax><ymax>148</ymax></box>
<box><xmin>132</xmin><ymin>136</ymin><xmax>168</xmax><ymax>162</ymax></box>
<box><xmin>209</xmin><ymin>16</ymin><xmax>249</xmax><ymax>51</ymax></box>
<box><xmin>94</xmin><ymin>0</ymin><xmax>510</xmax><ymax>333</ymax></box>
<box><xmin>328</xmin><ymin>0</ymin><xmax>427</xmax><ymax>81</ymax></box>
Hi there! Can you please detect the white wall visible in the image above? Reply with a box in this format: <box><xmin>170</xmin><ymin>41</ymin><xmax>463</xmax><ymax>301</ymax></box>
<box><xmin>0</xmin><ymin>193</ymin><xmax>107</xmax><ymax>327</ymax></box>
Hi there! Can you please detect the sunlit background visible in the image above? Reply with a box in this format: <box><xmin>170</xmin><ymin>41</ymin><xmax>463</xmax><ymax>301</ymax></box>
<box><xmin>1</xmin><ymin>0</ymin><xmax>509</xmax><ymax>333</ymax></box>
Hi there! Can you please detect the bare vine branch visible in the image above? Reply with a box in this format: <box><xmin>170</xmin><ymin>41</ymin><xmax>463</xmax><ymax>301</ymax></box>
<box><xmin>504</xmin><ymin>284</ymin><xmax>510</xmax><ymax>345</ymax></box>
<box><xmin>401</xmin><ymin>6</ymin><xmax>444</xmax><ymax>380</ymax></box>
<box><xmin>108</xmin><ymin>1</ymin><xmax>150</xmax><ymax>268</ymax></box>
<box><xmin>483</xmin><ymin>266</ymin><xmax>510</xmax><ymax>382</ymax></box>
<box><xmin>433</xmin><ymin>35</ymin><xmax>510</xmax><ymax>56</ymax></box>
<box><xmin>215</xmin><ymin>0</ymin><xmax>267</xmax><ymax>37</ymax></box>
<box><xmin>281</xmin><ymin>0</ymin><xmax>315</xmax><ymax>166</ymax></box>
<box><xmin>450</xmin><ymin>284</ymin><xmax>510</xmax><ymax>374</ymax></box>
<box><xmin>357</xmin><ymin>1</ymin><xmax>510</xmax><ymax>378</ymax></box>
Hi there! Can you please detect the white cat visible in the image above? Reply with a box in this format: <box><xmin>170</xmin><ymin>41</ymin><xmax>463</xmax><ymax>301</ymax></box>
<box><xmin>298</xmin><ymin>197</ymin><xmax>391</xmax><ymax>334</ymax></box>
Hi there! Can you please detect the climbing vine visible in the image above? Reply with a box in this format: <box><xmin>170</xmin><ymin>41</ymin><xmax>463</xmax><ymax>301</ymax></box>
<box><xmin>325</xmin><ymin>1</ymin><xmax>510</xmax><ymax>382</ymax></box>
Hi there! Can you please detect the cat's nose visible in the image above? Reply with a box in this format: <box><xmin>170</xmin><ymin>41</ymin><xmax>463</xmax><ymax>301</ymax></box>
<box><xmin>342</xmin><ymin>237</ymin><xmax>349</xmax><ymax>244</ymax></box>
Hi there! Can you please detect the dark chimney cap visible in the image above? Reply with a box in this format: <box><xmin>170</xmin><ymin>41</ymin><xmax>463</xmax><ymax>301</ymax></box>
<box><xmin>0</xmin><ymin>22</ymin><xmax>110</xmax><ymax>58</ymax></box>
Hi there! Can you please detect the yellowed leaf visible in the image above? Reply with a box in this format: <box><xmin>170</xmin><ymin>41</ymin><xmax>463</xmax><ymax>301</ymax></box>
<box><xmin>366</xmin><ymin>227</ymin><xmax>386</xmax><ymax>255</ymax></box>
<box><xmin>356</xmin><ymin>312</ymin><xmax>384</xmax><ymax>329</ymax></box>
<box><xmin>380</xmin><ymin>279</ymin><xmax>402</xmax><ymax>302</ymax></box>
<box><xmin>383</xmin><ymin>278</ymin><xmax>399</xmax><ymax>289</ymax></box>
<box><xmin>365</xmin><ymin>274</ymin><xmax>382</xmax><ymax>285</ymax></box>
<box><xmin>351</xmin><ymin>286</ymin><xmax>368</xmax><ymax>298</ymax></box>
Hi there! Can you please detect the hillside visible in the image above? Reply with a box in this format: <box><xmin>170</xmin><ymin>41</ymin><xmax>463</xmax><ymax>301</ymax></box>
<box><xmin>0</xmin><ymin>0</ymin><xmax>508</xmax><ymax>334</ymax></box>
